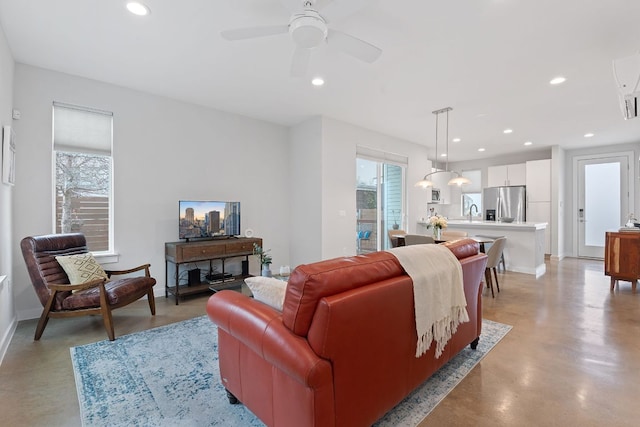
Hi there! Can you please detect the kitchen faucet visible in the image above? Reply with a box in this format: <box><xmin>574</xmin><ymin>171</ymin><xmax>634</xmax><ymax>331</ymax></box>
<box><xmin>469</xmin><ymin>204</ymin><xmax>478</xmax><ymax>222</ymax></box>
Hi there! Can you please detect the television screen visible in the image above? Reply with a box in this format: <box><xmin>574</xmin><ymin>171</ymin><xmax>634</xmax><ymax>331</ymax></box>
<box><xmin>179</xmin><ymin>200</ymin><xmax>241</xmax><ymax>239</ymax></box>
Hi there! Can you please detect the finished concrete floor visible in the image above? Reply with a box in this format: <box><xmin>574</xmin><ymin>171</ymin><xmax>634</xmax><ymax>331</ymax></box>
<box><xmin>1</xmin><ymin>257</ymin><xmax>639</xmax><ymax>426</ymax></box>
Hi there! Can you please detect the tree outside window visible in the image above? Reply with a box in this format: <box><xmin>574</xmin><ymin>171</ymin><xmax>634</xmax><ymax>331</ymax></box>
<box><xmin>55</xmin><ymin>152</ymin><xmax>111</xmax><ymax>250</ymax></box>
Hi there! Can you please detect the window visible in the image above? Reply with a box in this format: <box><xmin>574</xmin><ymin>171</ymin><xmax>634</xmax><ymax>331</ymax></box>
<box><xmin>53</xmin><ymin>102</ymin><xmax>113</xmax><ymax>253</ymax></box>
<box><xmin>460</xmin><ymin>170</ymin><xmax>482</xmax><ymax>217</ymax></box>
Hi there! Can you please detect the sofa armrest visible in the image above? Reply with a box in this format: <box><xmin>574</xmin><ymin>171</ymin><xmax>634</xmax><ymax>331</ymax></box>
<box><xmin>207</xmin><ymin>290</ymin><xmax>331</xmax><ymax>388</ymax></box>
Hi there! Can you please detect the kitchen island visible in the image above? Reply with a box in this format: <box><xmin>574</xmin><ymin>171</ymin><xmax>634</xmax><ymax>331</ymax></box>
<box><xmin>418</xmin><ymin>220</ymin><xmax>548</xmax><ymax>277</ymax></box>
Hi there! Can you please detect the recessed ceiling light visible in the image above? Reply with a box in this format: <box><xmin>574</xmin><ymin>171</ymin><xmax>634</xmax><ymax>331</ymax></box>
<box><xmin>440</xmin><ymin>153</ymin><xmax>447</xmax><ymax>157</ymax></box>
<box><xmin>311</xmin><ymin>77</ymin><xmax>325</xmax><ymax>86</ymax></box>
<box><xmin>584</xmin><ymin>133</ymin><xmax>594</xmax><ymax>138</ymax></box>
<box><xmin>126</xmin><ymin>2</ymin><xmax>150</xmax><ymax>16</ymax></box>
<box><xmin>503</xmin><ymin>129</ymin><xmax>513</xmax><ymax>134</ymax></box>
<box><xmin>524</xmin><ymin>141</ymin><xmax>533</xmax><ymax>146</ymax></box>
<box><xmin>550</xmin><ymin>76</ymin><xmax>566</xmax><ymax>85</ymax></box>
<box><xmin>453</xmin><ymin>138</ymin><xmax>461</xmax><ymax>142</ymax></box>
<box><xmin>478</xmin><ymin>148</ymin><xmax>485</xmax><ymax>152</ymax></box>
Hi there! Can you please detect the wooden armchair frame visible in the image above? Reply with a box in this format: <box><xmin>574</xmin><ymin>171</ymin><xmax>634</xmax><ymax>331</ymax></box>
<box><xmin>21</xmin><ymin>234</ymin><xmax>156</xmax><ymax>341</ymax></box>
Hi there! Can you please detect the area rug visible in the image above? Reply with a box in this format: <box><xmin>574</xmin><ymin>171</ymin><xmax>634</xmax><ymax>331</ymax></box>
<box><xmin>71</xmin><ymin>316</ymin><xmax>511</xmax><ymax>427</ymax></box>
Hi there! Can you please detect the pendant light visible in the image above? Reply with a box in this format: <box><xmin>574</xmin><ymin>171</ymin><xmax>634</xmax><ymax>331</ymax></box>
<box><xmin>415</xmin><ymin>107</ymin><xmax>471</xmax><ymax>188</ymax></box>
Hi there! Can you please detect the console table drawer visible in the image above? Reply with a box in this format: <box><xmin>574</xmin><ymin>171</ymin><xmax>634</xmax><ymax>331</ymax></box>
<box><xmin>181</xmin><ymin>245</ymin><xmax>225</xmax><ymax>261</ymax></box>
<box><xmin>226</xmin><ymin>241</ymin><xmax>256</xmax><ymax>254</ymax></box>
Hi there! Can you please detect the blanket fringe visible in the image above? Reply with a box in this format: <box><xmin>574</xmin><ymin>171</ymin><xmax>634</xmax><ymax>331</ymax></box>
<box><xmin>415</xmin><ymin>305</ymin><xmax>470</xmax><ymax>358</ymax></box>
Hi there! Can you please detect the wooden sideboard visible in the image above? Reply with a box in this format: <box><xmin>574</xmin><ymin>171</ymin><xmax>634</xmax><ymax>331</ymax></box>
<box><xmin>165</xmin><ymin>237</ymin><xmax>262</xmax><ymax>304</ymax></box>
<box><xmin>604</xmin><ymin>231</ymin><xmax>640</xmax><ymax>291</ymax></box>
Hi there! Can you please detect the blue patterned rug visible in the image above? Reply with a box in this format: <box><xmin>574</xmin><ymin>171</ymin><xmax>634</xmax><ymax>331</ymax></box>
<box><xmin>71</xmin><ymin>316</ymin><xmax>511</xmax><ymax>426</ymax></box>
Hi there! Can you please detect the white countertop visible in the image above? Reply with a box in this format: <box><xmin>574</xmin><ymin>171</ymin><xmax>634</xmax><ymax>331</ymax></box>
<box><xmin>419</xmin><ymin>220</ymin><xmax>547</xmax><ymax>230</ymax></box>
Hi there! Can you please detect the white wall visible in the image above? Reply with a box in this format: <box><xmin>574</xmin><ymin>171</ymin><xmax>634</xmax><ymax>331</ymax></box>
<box><xmin>289</xmin><ymin>118</ymin><xmax>323</xmax><ymax>268</ymax></box>
<box><xmin>0</xmin><ymin>23</ymin><xmax>16</xmax><ymax>363</ymax></box>
<box><xmin>319</xmin><ymin>117</ymin><xmax>431</xmax><ymax>260</ymax></box>
<box><xmin>11</xmin><ymin>64</ymin><xmax>290</xmax><ymax>320</ymax></box>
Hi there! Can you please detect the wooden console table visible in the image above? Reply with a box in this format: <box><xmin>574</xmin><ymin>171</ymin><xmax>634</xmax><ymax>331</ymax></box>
<box><xmin>604</xmin><ymin>231</ymin><xmax>640</xmax><ymax>292</ymax></box>
<box><xmin>165</xmin><ymin>237</ymin><xmax>262</xmax><ymax>304</ymax></box>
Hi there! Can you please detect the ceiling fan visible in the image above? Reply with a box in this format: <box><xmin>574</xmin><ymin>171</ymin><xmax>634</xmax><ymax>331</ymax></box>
<box><xmin>221</xmin><ymin>0</ymin><xmax>382</xmax><ymax>77</ymax></box>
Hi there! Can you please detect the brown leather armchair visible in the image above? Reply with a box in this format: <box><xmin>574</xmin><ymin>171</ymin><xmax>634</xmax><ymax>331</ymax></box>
<box><xmin>20</xmin><ymin>233</ymin><xmax>157</xmax><ymax>341</ymax></box>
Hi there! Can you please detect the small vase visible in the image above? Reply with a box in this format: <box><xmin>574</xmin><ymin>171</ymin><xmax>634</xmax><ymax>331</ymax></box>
<box><xmin>261</xmin><ymin>265</ymin><xmax>272</xmax><ymax>277</ymax></box>
<box><xmin>433</xmin><ymin>227</ymin><xmax>441</xmax><ymax>240</ymax></box>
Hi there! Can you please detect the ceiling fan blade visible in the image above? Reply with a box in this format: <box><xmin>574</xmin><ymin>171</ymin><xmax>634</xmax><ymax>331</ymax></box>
<box><xmin>321</xmin><ymin>0</ymin><xmax>375</xmax><ymax>23</ymax></box>
<box><xmin>278</xmin><ymin>0</ymin><xmax>304</xmax><ymax>14</ymax></box>
<box><xmin>221</xmin><ymin>25</ymin><xmax>289</xmax><ymax>41</ymax></box>
<box><xmin>327</xmin><ymin>29</ymin><xmax>381</xmax><ymax>63</ymax></box>
<box><xmin>290</xmin><ymin>46</ymin><xmax>311</xmax><ymax>77</ymax></box>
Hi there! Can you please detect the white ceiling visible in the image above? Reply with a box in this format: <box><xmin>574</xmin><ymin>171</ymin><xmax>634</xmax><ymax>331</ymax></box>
<box><xmin>1</xmin><ymin>0</ymin><xmax>640</xmax><ymax>162</ymax></box>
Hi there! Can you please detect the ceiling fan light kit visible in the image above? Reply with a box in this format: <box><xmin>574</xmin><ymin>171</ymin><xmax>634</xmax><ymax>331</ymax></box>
<box><xmin>416</xmin><ymin>107</ymin><xmax>472</xmax><ymax>189</ymax></box>
<box><xmin>289</xmin><ymin>11</ymin><xmax>327</xmax><ymax>48</ymax></box>
<box><xmin>221</xmin><ymin>0</ymin><xmax>381</xmax><ymax>77</ymax></box>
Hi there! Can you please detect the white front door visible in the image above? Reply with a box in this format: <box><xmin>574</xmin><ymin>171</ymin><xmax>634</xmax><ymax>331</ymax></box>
<box><xmin>577</xmin><ymin>155</ymin><xmax>630</xmax><ymax>258</ymax></box>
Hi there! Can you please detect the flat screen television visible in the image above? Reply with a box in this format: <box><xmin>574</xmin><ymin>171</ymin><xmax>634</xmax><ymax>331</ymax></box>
<box><xmin>179</xmin><ymin>200</ymin><xmax>241</xmax><ymax>240</ymax></box>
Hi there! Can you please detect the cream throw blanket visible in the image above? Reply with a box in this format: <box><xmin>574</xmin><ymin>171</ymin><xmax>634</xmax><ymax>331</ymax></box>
<box><xmin>387</xmin><ymin>244</ymin><xmax>469</xmax><ymax>358</ymax></box>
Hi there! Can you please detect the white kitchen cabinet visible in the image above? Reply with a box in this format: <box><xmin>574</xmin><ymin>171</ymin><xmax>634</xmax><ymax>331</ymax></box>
<box><xmin>487</xmin><ymin>165</ymin><xmax>507</xmax><ymax>187</ymax></box>
<box><xmin>528</xmin><ymin>201</ymin><xmax>551</xmax><ymax>254</ymax></box>
<box><xmin>487</xmin><ymin>163</ymin><xmax>526</xmax><ymax>187</ymax></box>
<box><xmin>430</xmin><ymin>170</ymin><xmax>451</xmax><ymax>204</ymax></box>
<box><xmin>526</xmin><ymin>159</ymin><xmax>551</xmax><ymax>202</ymax></box>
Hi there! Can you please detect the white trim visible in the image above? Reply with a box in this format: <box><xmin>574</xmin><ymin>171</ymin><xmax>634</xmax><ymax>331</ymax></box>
<box><xmin>0</xmin><ymin>316</ymin><xmax>17</xmax><ymax>367</ymax></box>
<box><xmin>93</xmin><ymin>252</ymin><xmax>120</xmax><ymax>264</ymax></box>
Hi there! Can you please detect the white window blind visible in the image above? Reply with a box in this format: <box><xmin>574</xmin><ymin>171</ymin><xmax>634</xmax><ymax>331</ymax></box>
<box><xmin>356</xmin><ymin>145</ymin><xmax>408</xmax><ymax>166</ymax></box>
<box><xmin>461</xmin><ymin>170</ymin><xmax>482</xmax><ymax>193</ymax></box>
<box><xmin>53</xmin><ymin>102</ymin><xmax>113</xmax><ymax>155</ymax></box>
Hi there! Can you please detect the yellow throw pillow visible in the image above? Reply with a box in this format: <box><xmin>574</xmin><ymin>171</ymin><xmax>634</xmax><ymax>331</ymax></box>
<box><xmin>55</xmin><ymin>253</ymin><xmax>109</xmax><ymax>284</ymax></box>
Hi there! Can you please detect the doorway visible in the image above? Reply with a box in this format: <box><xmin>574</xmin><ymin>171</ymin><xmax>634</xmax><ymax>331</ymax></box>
<box><xmin>356</xmin><ymin>157</ymin><xmax>405</xmax><ymax>254</ymax></box>
<box><xmin>576</xmin><ymin>154</ymin><xmax>631</xmax><ymax>258</ymax></box>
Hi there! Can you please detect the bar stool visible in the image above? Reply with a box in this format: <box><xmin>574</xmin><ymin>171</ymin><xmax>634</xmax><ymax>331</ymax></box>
<box><xmin>475</xmin><ymin>234</ymin><xmax>506</xmax><ymax>272</ymax></box>
<box><xmin>485</xmin><ymin>237</ymin><xmax>507</xmax><ymax>298</ymax></box>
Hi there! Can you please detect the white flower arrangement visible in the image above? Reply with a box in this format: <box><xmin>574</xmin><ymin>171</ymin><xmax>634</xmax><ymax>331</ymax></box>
<box><xmin>426</xmin><ymin>215</ymin><xmax>448</xmax><ymax>230</ymax></box>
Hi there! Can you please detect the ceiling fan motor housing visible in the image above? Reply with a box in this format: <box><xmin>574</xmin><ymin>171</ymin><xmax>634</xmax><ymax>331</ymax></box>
<box><xmin>289</xmin><ymin>10</ymin><xmax>327</xmax><ymax>48</ymax></box>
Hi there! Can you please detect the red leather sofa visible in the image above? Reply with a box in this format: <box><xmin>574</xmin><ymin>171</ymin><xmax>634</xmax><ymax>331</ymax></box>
<box><xmin>207</xmin><ymin>238</ymin><xmax>488</xmax><ymax>426</ymax></box>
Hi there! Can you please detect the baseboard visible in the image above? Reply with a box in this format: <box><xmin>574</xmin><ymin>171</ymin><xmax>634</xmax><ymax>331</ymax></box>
<box><xmin>0</xmin><ymin>316</ymin><xmax>17</xmax><ymax>367</ymax></box>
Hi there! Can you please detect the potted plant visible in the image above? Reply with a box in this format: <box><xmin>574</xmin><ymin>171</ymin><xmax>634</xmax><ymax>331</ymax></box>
<box><xmin>391</xmin><ymin>209</ymin><xmax>400</xmax><ymax>230</ymax></box>
<box><xmin>253</xmin><ymin>243</ymin><xmax>273</xmax><ymax>277</ymax></box>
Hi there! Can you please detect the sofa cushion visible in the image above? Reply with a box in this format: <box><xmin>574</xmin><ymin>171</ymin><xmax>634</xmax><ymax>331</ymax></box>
<box><xmin>244</xmin><ymin>276</ymin><xmax>287</xmax><ymax>311</ymax></box>
<box><xmin>283</xmin><ymin>251</ymin><xmax>404</xmax><ymax>337</ymax></box>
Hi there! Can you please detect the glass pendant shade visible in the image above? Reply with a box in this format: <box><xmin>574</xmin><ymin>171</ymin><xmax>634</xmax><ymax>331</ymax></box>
<box><xmin>415</xmin><ymin>178</ymin><xmax>434</xmax><ymax>188</ymax></box>
<box><xmin>448</xmin><ymin>173</ymin><xmax>471</xmax><ymax>186</ymax></box>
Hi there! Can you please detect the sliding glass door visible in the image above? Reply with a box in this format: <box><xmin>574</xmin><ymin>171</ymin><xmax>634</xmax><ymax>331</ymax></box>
<box><xmin>356</xmin><ymin>157</ymin><xmax>406</xmax><ymax>254</ymax></box>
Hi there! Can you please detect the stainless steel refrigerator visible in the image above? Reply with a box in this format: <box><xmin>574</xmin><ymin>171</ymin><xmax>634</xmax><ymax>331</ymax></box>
<box><xmin>482</xmin><ymin>186</ymin><xmax>526</xmax><ymax>222</ymax></box>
